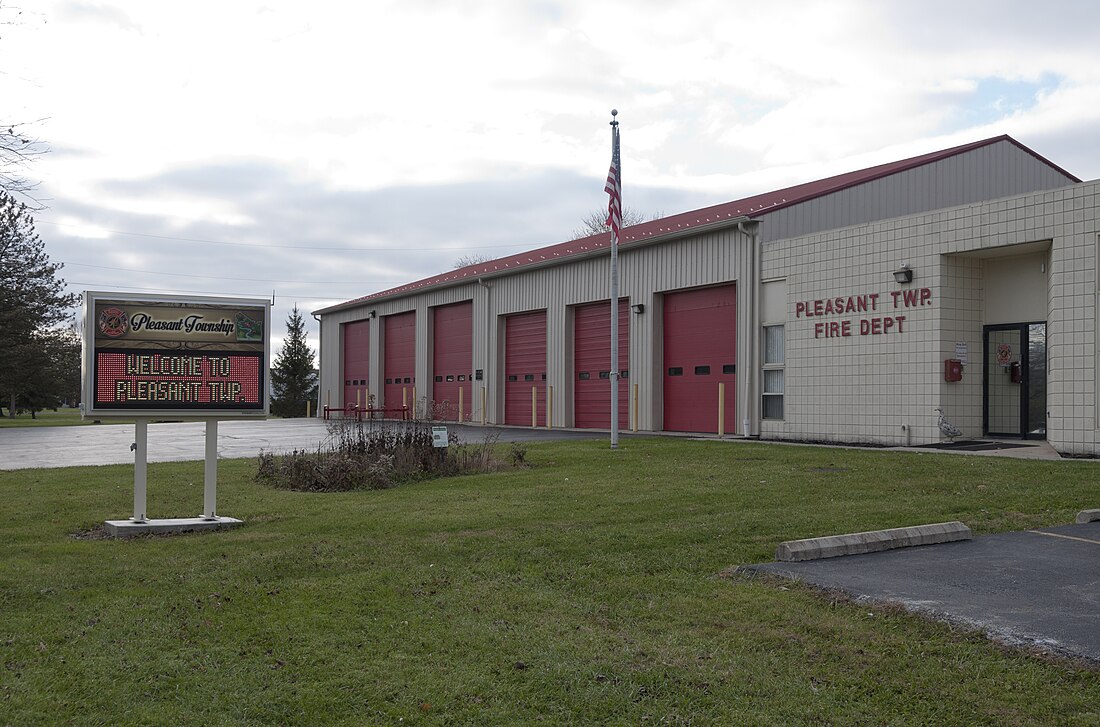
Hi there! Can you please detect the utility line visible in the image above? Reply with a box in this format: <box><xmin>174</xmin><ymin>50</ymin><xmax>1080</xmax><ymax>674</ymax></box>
<box><xmin>61</xmin><ymin>261</ymin><xmax>403</xmax><ymax>286</ymax></box>
<box><xmin>39</xmin><ymin>218</ymin><xmax>526</xmax><ymax>252</ymax></box>
<box><xmin>65</xmin><ymin>281</ymin><xmax>366</xmax><ymax>299</ymax></box>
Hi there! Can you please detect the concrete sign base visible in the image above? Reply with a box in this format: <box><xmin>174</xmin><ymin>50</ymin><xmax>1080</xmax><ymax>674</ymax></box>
<box><xmin>104</xmin><ymin>516</ymin><xmax>243</xmax><ymax>538</ymax></box>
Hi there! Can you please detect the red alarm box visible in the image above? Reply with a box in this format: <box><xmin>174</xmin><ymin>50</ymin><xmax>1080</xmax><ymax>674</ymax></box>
<box><xmin>944</xmin><ymin>359</ymin><xmax>963</xmax><ymax>382</ymax></box>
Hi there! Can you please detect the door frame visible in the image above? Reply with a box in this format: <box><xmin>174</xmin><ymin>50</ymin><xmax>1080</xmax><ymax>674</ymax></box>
<box><xmin>982</xmin><ymin>321</ymin><xmax>1045</xmax><ymax>439</ymax></box>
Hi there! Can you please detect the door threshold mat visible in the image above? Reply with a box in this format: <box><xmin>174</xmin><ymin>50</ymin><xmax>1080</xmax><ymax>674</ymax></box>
<box><xmin>915</xmin><ymin>440</ymin><xmax>1036</xmax><ymax>451</ymax></box>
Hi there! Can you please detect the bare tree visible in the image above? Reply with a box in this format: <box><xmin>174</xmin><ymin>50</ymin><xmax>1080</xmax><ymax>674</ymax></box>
<box><xmin>1</xmin><ymin>5</ymin><xmax>48</xmax><ymax>205</ymax></box>
<box><xmin>0</xmin><ymin>121</ymin><xmax>47</xmax><ymax>203</ymax></box>
<box><xmin>570</xmin><ymin>206</ymin><xmax>660</xmax><ymax>240</ymax></box>
<box><xmin>453</xmin><ymin>252</ymin><xmax>496</xmax><ymax>269</ymax></box>
<box><xmin>451</xmin><ymin>206</ymin><xmax>663</xmax><ymax>271</ymax></box>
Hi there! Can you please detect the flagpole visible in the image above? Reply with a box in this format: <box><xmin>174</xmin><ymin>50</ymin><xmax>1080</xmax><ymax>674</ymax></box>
<box><xmin>608</xmin><ymin>110</ymin><xmax>621</xmax><ymax>450</ymax></box>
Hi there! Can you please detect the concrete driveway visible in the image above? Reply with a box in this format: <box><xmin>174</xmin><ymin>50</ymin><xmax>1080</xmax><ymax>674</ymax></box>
<box><xmin>743</xmin><ymin>521</ymin><xmax>1100</xmax><ymax>664</ymax></box>
<box><xmin>0</xmin><ymin>418</ymin><xmax>616</xmax><ymax>470</ymax></box>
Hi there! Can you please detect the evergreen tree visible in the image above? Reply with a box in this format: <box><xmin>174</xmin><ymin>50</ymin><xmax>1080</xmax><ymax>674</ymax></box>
<box><xmin>270</xmin><ymin>304</ymin><xmax>318</xmax><ymax>418</ymax></box>
<box><xmin>8</xmin><ymin>327</ymin><xmax>81</xmax><ymax>417</ymax></box>
<box><xmin>0</xmin><ymin>192</ymin><xmax>78</xmax><ymax>416</ymax></box>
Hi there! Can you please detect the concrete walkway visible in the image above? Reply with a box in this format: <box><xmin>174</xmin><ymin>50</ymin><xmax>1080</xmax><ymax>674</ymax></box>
<box><xmin>0</xmin><ymin>418</ymin><xmax>1078</xmax><ymax>470</ymax></box>
<box><xmin>695</xmin><ymin>434</ymin><xmax>1066</xmax><ymax>461</ymax></box>
<box><xmin>894</xmin><ymin>438</ymin><xmax>1064</xmax><ymax>461</ymax></box>
<box><xmin>0</xmin><ymin>418</ymin><xmax>611</xmax><ymax>470</ymax></box>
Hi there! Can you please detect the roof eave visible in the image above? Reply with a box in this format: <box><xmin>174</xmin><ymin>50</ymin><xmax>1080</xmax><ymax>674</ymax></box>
<box><xmin>313</xmin><ymin>215</ymin><xmax>753</xmax><ymax>316</ymax></box>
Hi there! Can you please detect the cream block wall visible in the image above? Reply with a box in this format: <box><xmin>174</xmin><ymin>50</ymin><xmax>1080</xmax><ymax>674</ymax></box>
<box><xmin>760</xmin><ymin>218</ymin><xmax>944</xmax><ymax>446</ymax></box>
<box><xmin>984</xmin><ymin>253</ymin><xmax>1048</xmax><ymax>324</ymax></box>
<box><xmin>938</xmin><ymin>255</ymin><xmax>983</xmax><ymax>438</ymax></box>
<box><xmin>762</xmin><ymin>180</ymin><xmax>1100</xmax><ymax>455</ymax></box>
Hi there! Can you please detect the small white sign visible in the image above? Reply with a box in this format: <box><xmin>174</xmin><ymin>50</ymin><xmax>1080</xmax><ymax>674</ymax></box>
<box><xmin>954</xmin><ymin>342</ymin><xmax>968</xmax><ymax>364</ymax></box>
<box><xmin>432</xmin><ymin>426</ymin><xmax>448</xmax><ymax>448</ymax></box>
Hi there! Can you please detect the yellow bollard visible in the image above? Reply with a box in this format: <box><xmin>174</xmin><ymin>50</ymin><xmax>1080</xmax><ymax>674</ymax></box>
<box><xmin>717</xmin><ymin>382</ymin><xmax>726</xmax><ymax>437</ymax></box>
<box><xmin>632</xmin><ymin>383</ymin><xmax>639</xmax><ymax>432</ymax></box>
<box><xmin>306</xmin><ymin>400</ymin><xmax>311</xmax><ymax>418</ymax></box>
<box><xmin>458</xmin><ymin>386</ymin><xmax>465</xmax><ymax>422</ymax></box>
<box><xmin>356</xmin><ymin>389</ymin><xmax>361</xmax><ymax>408</ymax></box>
<box><xmin>531</xmin><ymin>386</ymin><xmax>537</xmax><ymax>428</ymax></box>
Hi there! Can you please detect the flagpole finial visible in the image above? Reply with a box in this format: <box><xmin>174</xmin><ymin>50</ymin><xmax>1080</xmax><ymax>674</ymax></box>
<box><xmin>610</xmin><ymin>109</ymin><xmax>618</xmax><ymax>127</ymax></box>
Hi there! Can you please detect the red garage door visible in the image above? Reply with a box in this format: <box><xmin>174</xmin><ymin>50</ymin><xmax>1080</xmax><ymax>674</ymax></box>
<box><xmin>663</xmin><ymin>284</ymin><xmax>737</xmax><ymax>432</ymax></box>
<box><xmin>574</xmin><ymin>299</ymin><xmax>629</xmax><ymax>429</ymax></box>
<box><xmin>383</xmin><ymin>311</ymin><xmax>416</xmax><ymax>414</ymax></box>
<box><xmin>432</xmin><ymin>301</ymin><xmax>472</xmax><ymax>421</ymax></box>
<box><xmin>505</xmin><ymin>310</ymin><xmax>546</xmax><ymax>427</ymax></box>
<box><xmin>342</xmin><ymin>319</ymin><xmax>370</xmax><ymax>409</ymax></box>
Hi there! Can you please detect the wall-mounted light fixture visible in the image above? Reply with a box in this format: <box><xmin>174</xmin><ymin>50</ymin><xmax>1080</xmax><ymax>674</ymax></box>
<box><xmin>368</xmin><ymin>309</ymin><xmax>377</xmax><ymax>319</ymax></box>
<box><xmin>893</xmin><ymin>263</ymin><xmax>914</xmax><ymax>284</ymax></box>
<box><xmin>631</xmin><ymin>303</ymin><xmax>645</xmax><ymax>314</ymax></box>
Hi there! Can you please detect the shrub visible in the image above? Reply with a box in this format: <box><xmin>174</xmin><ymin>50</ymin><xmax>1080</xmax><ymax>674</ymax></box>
<box><xmin>256</xmin><ymin>417</ymin><xmax>514</xmax><ymax>492</ymax></box>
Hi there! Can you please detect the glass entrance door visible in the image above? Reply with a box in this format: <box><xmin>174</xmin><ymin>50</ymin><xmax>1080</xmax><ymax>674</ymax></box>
<box><xmin>983</xmin><ymin>323</ymin><xmax>1046</xmax><ymax>438</ymax></box>
<box><xmin>1026</xmin><ymin>323</ymin><xmax>1047</xmax><ymax>437</ymax></box>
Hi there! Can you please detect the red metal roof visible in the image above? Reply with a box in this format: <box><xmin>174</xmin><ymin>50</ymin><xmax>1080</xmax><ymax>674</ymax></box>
<box><xmin>318</xmin><ymin>135</ymin><xmax>1079</xmax><ymax>313</ymax></box>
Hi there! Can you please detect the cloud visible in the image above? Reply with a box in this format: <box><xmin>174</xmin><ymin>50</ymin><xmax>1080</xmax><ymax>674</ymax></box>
<box><xmin>54</xmin><ymin>1</ymin><xmax>141</xmax><ymax>31</ymax></box>
<box><xmin>15</xmin><ymin>0</ymin><xmax>1100</xmax><ymax>358</ymax></box>
<box><xmin>41</xmin><ymin>156</ymin><xmax>719</xmax><ymax>356</ymax></box>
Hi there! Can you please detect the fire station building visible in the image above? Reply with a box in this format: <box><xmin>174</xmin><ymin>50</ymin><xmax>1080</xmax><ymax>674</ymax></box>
<box><xmin>314</xmin><ymin>135</ymin><xmax>1100</xmax><ymax>456</ymax></box>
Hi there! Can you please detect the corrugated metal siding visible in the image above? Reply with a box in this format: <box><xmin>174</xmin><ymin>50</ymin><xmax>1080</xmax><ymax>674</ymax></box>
<box><xmin>317</xmin><ymin>228</ymin><xmax>755</xmax><ymax>430</ymax></box>
<box><xmin>481</xmin><ymin>228</ymin><xmax>754</xmax><ymax>430</ymax></box>
<box><xmin>317</xmin><ymin>282</ymin><xmax>487</xmax><ymax>414</ymax></box>
<box><xmin>762</xmin><ymin>140</ymin><xmax>1077</xmax><ymax>242</ymax></box>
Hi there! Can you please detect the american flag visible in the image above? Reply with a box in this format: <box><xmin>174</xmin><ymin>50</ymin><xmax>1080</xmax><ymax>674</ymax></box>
<box><xmin>604</xmin><ymin>124</ymin><xmax>621</xmax><ymax>239</ymax></box>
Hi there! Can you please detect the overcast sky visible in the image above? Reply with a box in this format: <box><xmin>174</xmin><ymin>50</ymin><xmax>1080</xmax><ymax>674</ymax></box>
<box><xmin>4</xmin><ymin>0</ymin><xmax>1100</xmax><ymax>357</ymax></box>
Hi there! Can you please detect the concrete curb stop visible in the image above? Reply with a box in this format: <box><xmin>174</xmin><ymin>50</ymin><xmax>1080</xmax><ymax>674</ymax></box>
<box><xmin>775</xmin><ymin>521</ymin><xmax>972</xmax><ymax>562</ymax></box>
<box><xmin>1077</xmin><ymin>509</ymin><xmax>1100</xmax><ymax>524</ymax></box>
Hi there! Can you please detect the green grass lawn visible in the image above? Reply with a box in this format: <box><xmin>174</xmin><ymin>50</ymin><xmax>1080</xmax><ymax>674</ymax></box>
<box><xmin>2</xmin><ymin>439</ymin><xmax>1099</xmax><ymax>725</ymax></box>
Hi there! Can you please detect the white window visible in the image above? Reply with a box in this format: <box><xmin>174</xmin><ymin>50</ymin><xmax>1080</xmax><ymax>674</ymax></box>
<box><xmin>763</xmin><ymin>325</ymin><xmax>784</xmax><ymax>419</ymax></box>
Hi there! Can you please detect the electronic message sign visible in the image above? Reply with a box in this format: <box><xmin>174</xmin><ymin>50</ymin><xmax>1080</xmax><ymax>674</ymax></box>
<box><xmin>82</xmin><ymin>292</ymin><xmax>270</xmax><ymax>418</ymax></box>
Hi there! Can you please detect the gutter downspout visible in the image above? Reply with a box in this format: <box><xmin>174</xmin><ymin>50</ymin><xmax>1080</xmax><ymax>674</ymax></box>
<box><xmin>311</xmin><ymin>311</ymin><xmax>323</xmax><ymax>418</ymax></box>
<box><xmin>478</xmin><ymin>278</ymin><xmax>492</xmax><ymax>424</ymax></box>
<box><xmin>738</xmin><ymin>220</ymin><xmax>760</xmax><ymax>438</ymax></box>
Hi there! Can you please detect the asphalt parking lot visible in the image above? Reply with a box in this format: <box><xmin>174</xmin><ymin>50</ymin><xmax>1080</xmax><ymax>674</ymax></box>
<box><xmin>0</xmin><ymin>418</ymin><xmax>617</xmax><ymax>470</ymax></box>
<box><xmin>743</xmin><ymin>521</ymin><xmax>1100</xmax><ymax>664</ymax></box>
